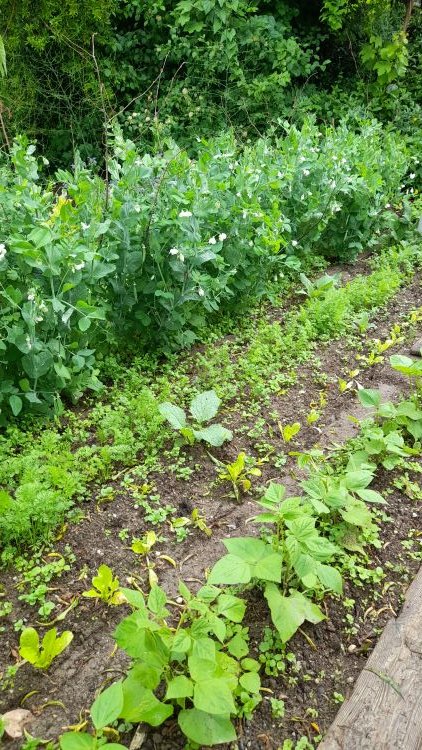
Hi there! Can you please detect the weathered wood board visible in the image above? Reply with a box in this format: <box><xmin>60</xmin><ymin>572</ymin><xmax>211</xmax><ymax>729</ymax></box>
<box><xmin>320</xmin><ymin>566</ymin><xmax>422</xmax><ymax>750</ymax></box>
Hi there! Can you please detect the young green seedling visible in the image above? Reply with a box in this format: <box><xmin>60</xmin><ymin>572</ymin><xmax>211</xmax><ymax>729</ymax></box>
<box><xmin>83</xmin><ymin>564</ymin><xmax>125</xmax><ymax>606</ymax></box>
<box><xmin>159</xmin><ymin>389</ymin><xmax>232</xmax><ymax>447</ymax></box>
<box><xmin>19</xmin><ymin>627</ymin><xmax>73</xmax><ymax>669</ymax></box>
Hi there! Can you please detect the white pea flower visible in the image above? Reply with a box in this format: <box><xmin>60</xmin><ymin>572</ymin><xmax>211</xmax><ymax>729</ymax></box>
<box><xmin>27</xmin><ymin>291</ymin><xmax>36</xmax><ymax>301</ymax></box>
<box><xmin>74</xmin><ymin>262</ymin><xmax>85</xmax><ymax>271</ymax></box>
<box><xmin>409</xmin><ymin>173</ymin><xmax>416</xmax><ymax>180</ymax></box>
<box><xmin>302</xmin><ymin>169</ymin><xmax>310</xmax><ymax>176</ymax></box>
<box><xmin>218</xmin><ymin>233</ymin><xmax>227</xmax><ymax>242</ymax></box>
<box><xmin>236</xmin><ymin>192</ymin><xmax>241</xmax><ymax>198</ymax></box>
<box><xmin>249</xmin><ymin>240</ymin><xmax>253</xmax><ymax>247</ymax></box>
<box><xmin>385</xmin><ymin>203</ymin><xmax>391</xmax><ymax>209</ymax></box>
<box><xmin>0</xmin><ymin>243</ymin><xmax>6</xmax><ymax>261</ymax></box>
<box><xmin>208</xmin><ymin>236</ymin><xmax>217</xmax><ymax>245</ymax></box>
<box><xmin>179</xmin><ymin>210</ymin><xmax>192</xmax><ymax>218</ymax></box>
<box><xmin>242</xmin><ymin>210</ymin><xmax>247</xmax><ymax>219</ymax></box>
<box><xmin>81</xmin><ymin>222</ymin><xmax>90</xmax><ymax>231</ymax></box>
<box><xmin>292</xmin><ymin>240</ymin><xmax>298</xmax><ymax>247</ymax></box>
<box><xmin>198</xmin><ymin>287</ymin><xmax>205</xmax><ymax>297</ymax></box>
<box><xmin>169</xmin><ymin>247</ymin><xmax>179</xmax><ymax>255</ymax></box>
<box><xmin>330</xmin><ymin>180</ymin><xmax>336</xmax><ymax>189</ymax></box>
<box><xmin>35</xmin><ymin>315</ymin><xmax>43</xmax><ymax>322</ymax></box>
<box><xmin>179</xmin><ymin>253</ymin><xmax>185</xmax><ymax>262</ymax></box>
<box><xmin>26</xmin><ymin>335</ymin><xmax>32</xmax><ymax>350</ymax></box>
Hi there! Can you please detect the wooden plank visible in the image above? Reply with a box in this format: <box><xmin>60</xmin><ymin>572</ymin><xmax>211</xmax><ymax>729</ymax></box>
<box><xmin>320</xmin><ymin>566</ymin><xmax>422</xmax><ymax>750</ymax></box>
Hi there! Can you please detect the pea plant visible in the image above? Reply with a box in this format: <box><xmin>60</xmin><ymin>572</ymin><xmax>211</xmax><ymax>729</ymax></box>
<box><xmin>60</xmin><ymin>583</ymin><xmax>261</xmax><ymax>748</ymax></box>
<box><xmin>159</xmin><ymin>389</ymin><xmax>233</xmax><ymax>447</ymax></box>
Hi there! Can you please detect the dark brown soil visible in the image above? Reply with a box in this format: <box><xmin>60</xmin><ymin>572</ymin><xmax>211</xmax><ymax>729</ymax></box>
<box><xmin>0</xmin><ymin>269</ymin><xmax>421</xmax><ymax>750</ymax></box>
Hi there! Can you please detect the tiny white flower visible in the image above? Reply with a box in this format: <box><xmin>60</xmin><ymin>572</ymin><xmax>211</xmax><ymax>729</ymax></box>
<box><xmin>208</xmin><ymin>236</ymin><xmax>217</xmax><ymax>245</ymax></box>
<box><xmin>302</xmin><ymin>169</ymin><xmax>310</xmax><ymax>176</ymax></box>
<box><xmin>179</xmin><ymin>253</ymin><xmax>185</xmax><ymax>262</ymax></box>
<box><xmin>385</xmin><ymin>203</ymin><xmax>391</xmax><ymax>209</ymax></box>
<box><xmin>236</xmin><ymin>192</ymin><xmax>241</xmax><ymax>197</ymax></box>
<box><xmin>299</xmin><ymin>156</ymin><xmax>306</xmax><ymax>163</ymax></box>
<box><xmin>75</xmin><ymin>262</ymin><xmax>85</xmax><ymax>271</ymax></box>
<box><xmin>0</xmin><ymin>243</ymin><xmax>6</xmax><ymax>261</ymax></box>
<box><xmin>169</xmin><ymin>247</ymin><xmax>179</xmax><ymax>255</ymax></box>
<box><xmin>409</xmin><ymin>173</ymin><xmax>416</xmax><ymax>180</ymax></box>
<box><xmin>135</xmin><ymin>158</ymin><xmax>142</xmax><ymax>166</ymax></box>
<box><xmin>81</xmin><ymin>222</ymin><xmax>90</xmax><ymax>231</ymax></box>
<box><xmin>198</xmin><ymin>287</ymin><xmax>205</xmax><ymax>297</ymax></box>
<box><xmin>35</xmin><ymin>315</ymin><xmax>43</xmax><ymax>322</ymax></box>
<box><xmin>277</xmin><ymin>172</ymin><xmax>284</xmax><ymax>179</ymax></box>
<box><xmin>27</xmin><ymin>291</ymin><xmax>36</xmax><ymax>301</ymax></box>
<box><xmin>218</xmin><ymin>233</ymin><xmax>227</xmax><ymax>242</ymax></box>
<box><xmin>242</xmin><ymin>210</ymin><xmax>247</xmax><ymax>219</ymax></box>
<box><xmin>249</xmin><ymin>240</ymin><xmax>253</xmax><ymax>247</ymax></box>
<box><xmin>330</xmin><ymin>180</ymin><xmax>336</xmax><ymax>189</ymax></box>
<box><xmin>292</xmin><ymin>240</ymin><xmax>298</xmax><ymax>247</ymax></box>
<box><xmin>134</xmin><ymin>204</ymin><xmax>141</xmax><ymax>213</ymax></box>
<box><xmin>179</xmin><ymin>210</ymin><xmax>192</xmax><ymax>218</ymax></box>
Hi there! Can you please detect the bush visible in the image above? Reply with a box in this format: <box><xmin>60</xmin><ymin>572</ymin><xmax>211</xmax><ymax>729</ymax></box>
<box><xmin>0</xmin><ymin>118</ymin><xmax>411</xmax><ymax>421</ymax></box>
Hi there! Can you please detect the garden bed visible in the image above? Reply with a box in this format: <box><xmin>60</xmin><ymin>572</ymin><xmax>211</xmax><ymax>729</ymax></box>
<box><xmin>1</xmin><ymin>261</ymin><xmax>421</xmax><ymax>750</ymax></box>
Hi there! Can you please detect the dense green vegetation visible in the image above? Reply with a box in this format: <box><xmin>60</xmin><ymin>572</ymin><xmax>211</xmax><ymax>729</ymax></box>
<box><xmin>0</xmin><ymin>2</ymin><xmax>422</xmax><ymax>748</ymax></box>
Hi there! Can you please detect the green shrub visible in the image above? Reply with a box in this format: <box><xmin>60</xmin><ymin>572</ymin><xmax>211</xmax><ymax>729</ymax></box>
<box><xmin>0</xmin><ymin>118</ymin><xmax>411</xmax><ymax>420</ymax></box>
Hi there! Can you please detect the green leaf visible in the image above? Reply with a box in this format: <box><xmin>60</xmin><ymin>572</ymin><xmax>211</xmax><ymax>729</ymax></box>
<box><xmin>239</xmin><ymin>671</ymin><xmax>261</xmax><ymax>694</ymax></box>
<box><xmin>282</xmin><ymin>422</ymin><xmax>301</xmax><ymax>442</ymax></box>
<box><xmin>147</xmin><ymin>585</ymin><xmax>169</xmax><ymax>617</ymax></box>
<box><xmin>316</xmin><ymin>563</ymin><xmax>343</xmax><ymax>594</ymax></box>
<box><xmin>215</xmin><ymin>594</ymin><xmax>246</xmax><ymax>623</ymax></box>
<box><xmin>121</xmin><ymin>677</ymin><xmax>173</xmax><ymax>726</ymax></box>
<box><xmin>60</xmin><ymin>733</ymin><xmax>96</xmax><ymax>750</ymax></box>
<box><xmin>193</xmin><ymin>424</ymin><xmax>233</xmax><ymax>446</ymax></box>
<box><xmin>91</xmin><ymin>681</ymin><xmax>124</xmax><ymax>730</ymax></box>
<box><xmin>28</xmin><ymin>226</ymin><xmax>52</xmax><ymax>248</ymax></box>
<box><xmin>264</xmin><ymin>584</ymin><xmax>324</xmax><ymax>643</ymax></box>
<box><xmin>190</xmin><ymin>390</ymin><xmax>220</xmax><ymax>423</ymax></box>
<box><xmin>9</xmin><ymin>395</ymin><xmax>23</xmax><ymax>416</ymax></box>
<box><xmin>358</xmin><ymin>388</ymin><xmax>381</xmax><ymax>408</ymax></box>
<box><xmin>19</xmin><ymin>627</ymin><xmax>40</xmax><ymax>664</ymax></box>
<box><xmin>165</xmin><ymin>675</ymin><xmax>194</xmax><ymax>700</ymax></box>
<box><xmin>194</xmin><ymin>677</ymin><xmax>236</xmax><ymax>715</ymax></box>
<box><xmin>178</xmin><ymin>709</ymin><xmax>236</xmax><ymax>746</ymax></box>
<box><xmin>263</xmin><ymin>483</ymin><xmax>286</xmax><ymax>504</ymax></box>
<box><xmin>158</xmin><ymin>402</ymin><xmax>187</xmax><ymax>430</ymax></box>
<box><xmin>356</xmin><ymin>488</ymin><xmax>386</xmax><ymax>504</ymax></box>
<box><xmin>343</xmin><ymin>470</ymin><xmax>373</xmax><ymax>490</ymax></box>
<box><xmin>341</xmin><ymin>500</ymin><xmax>373</xmax><ymax>528</ymax></box>
<box><xmin>208</xmin><ymin>554</ymin><xmax>251</xmax><ymax>584</ymax></box>
<box><xmin>227</xmin><ymin>632</ymin><xmax>249</xmax><ymax>658</ymax></box>
<box><xmin>119</xmin><ymin>588</ymin><xmax>146</xmax><ymax>610</ymax></box>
